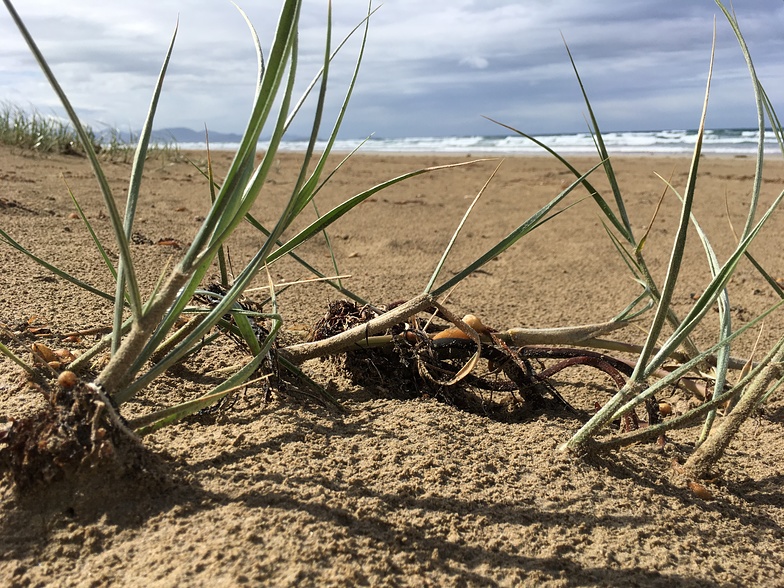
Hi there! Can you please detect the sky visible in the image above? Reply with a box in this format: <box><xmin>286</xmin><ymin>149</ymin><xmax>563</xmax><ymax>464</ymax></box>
<box><xmin>1</xmin><ymin>0</ymin><xmax>783</xmax><ymax>139</ymax></box>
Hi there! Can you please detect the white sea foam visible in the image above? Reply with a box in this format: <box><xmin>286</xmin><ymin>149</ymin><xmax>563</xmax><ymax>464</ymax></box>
<box><xmin>175</xmin><ymin>129</ymin><xmax>779</xmax><ymax>155</ymax></box>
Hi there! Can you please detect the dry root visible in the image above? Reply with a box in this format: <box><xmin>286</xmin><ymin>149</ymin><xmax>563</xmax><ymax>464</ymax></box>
<box><xmin>0</xmin><ymin>376</ymin><xmax>139</xmax><ymax>491</ymax></box>
<box><xmin>307</xmin><ymin>299</ymin><xmax>648</xmax><ymax>422</ymax></box>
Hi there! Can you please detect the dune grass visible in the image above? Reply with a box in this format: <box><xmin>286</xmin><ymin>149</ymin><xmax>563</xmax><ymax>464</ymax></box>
<box><xmin>0</xmin><ymin>101</ymin><xmax>97</xmax><ymax>154</ymax></box>
<box><xmin>1</xmin><ymin>0</ymin><xmax>363</xmax><ymax>425</ymax></box>
<box><xmin>0</xmin><ymin>0</ymin><xmax>488</xmax><ymax>440</ymax></box>
<box><xmin>1</xmin><ymin>0</ymin><xmax>782</xmax><ymax>490</ymax></box>
<box><xmin>0</xmin><ymin>101</ymin><xmax>181</xmax><ymax>162</ymax></box>
<box><xmin>501</xmin><ymin>0</ymin><xmax>784</xmax><ymax>478</ymax></box>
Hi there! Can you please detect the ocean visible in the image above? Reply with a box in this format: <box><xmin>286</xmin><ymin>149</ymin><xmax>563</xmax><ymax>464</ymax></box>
<box><xmin>173</xmin><ymin>129</ymin><xmax>780</xmax><ymax>156</ymax></box>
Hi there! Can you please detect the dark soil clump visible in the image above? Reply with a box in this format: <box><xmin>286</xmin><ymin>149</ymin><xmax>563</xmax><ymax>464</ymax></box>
<box><xmin>0</xmin><ymin>377</ymin><xmax>154</xmax><ymax>492</ymax></box>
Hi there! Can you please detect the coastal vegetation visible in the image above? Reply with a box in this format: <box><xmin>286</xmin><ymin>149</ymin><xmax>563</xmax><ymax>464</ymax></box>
<box><xmin>0</xmin><ymin>0</ymin><xmax>782</xmax><ymax>503</ymax></box>
<box><xmin>0</xmin><ymin>101</ymin><xmax>181</xmax><ymax>163</ymax></box>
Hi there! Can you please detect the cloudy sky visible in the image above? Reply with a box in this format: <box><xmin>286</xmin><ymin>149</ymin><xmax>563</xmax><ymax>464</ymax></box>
<box><xmin>1</xmin><ymin>0</ymin><xmax>782</xmax><ymax>139</ymax></box>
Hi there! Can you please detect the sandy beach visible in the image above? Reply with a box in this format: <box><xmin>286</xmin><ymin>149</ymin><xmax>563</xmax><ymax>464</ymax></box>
<box><xmin>2</xmin><ymin>144</ymin><xmax>784</xmax><ymax>586</ymax></box>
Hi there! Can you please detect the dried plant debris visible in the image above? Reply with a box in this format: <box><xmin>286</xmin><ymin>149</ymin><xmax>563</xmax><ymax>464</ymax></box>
<box><xmin>0</xmin><ymin>375</ymin><xmax>143</xmax><ymax>491</ymax></box>
<box><xmin>308</xmin><ymin>299</ymin><xmax>383</xmax><ymax>342</ymax></box>
<box><xmin>307</xmin><ymin>300</ymin><xmax>661</xmax><ymax>425</ymax></box>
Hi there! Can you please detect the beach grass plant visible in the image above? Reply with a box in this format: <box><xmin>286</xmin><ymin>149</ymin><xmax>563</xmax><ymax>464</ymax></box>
<box><xmin>0</xmin><ymin>101</ymin><xmax>180</xmax><ymax>162</ymax></box>
<box><xmin>0</xmin><ymin>0</ymin><xmax>388</xmax><ymax>429</ymax></box>
<box><xmin>1</xmin><ymin>0</ymin><xmax>781</xmax><ymax>490</ymax></box>
<box><xmin>0</xmin><ymin>101</ymin><xmax>96</xmax><ymax>154</ymax></box>
<box><xmin>493</xmin><ymin>1</ymin><xmax>784</xmax><ymax>479</ymax></box>
<box><xmin>0</xmin><ymin>0</ymin><xmax>516</xmax><ymax>483</ymax></box>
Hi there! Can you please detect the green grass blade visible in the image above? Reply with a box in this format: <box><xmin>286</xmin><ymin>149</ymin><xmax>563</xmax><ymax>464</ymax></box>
<box><xmin>561</xmin><ymin>37</ymin><xmax>633</xmax><ymax>241</ymax></box>
<box><xmin>600</xmin><ymin>333</ymin><xmax>784</xmax><ymax>449</ymax></box>
<box><xmin>122</xmin><ymin>22</ymin><xmax>177</xmax><ymax>236</ymax></box>
<box><xmin>311</xmin><ymin>199</ymin><xmax>344</xmax><ymax>291</ymax></box>
<box><xmin>127</xmin><ymin>4</ymin><xmax>301</xmax><ymax>371</ymax></box>
<box><xmin>0</xmin><ymin>341</ymin><xmax>35</xmax><ymax>374</ymax></box>
<box><xmin>714</xmin><ymin>1</ymin><xmax>764</xmax><ymax>241</ymax></box>
<box><xmin>425</xmin><ymin>162</ymin><xmax>502</xmax><ymax>294</ymax></box>
<box><xmin>761</xmin><ymin>88</ymin><xmax>784</xmax><ymax>157</ymax></box>
<box><xmin>63</xmin><ymin>181</ymin><xmax>117</xmax><ymax>282</ymax></box>
<box><xmin>257</xmin><ymin>0</ymin><xmax>372</xmax><ymax>249</ymax></box>
<box><xmin>609</xmin><ymin>299</ymin><xmax>784</xmax><ymax>423</ymax></box>
<box><xmin>282</xmin><ymin>3</ymin><xmax>377</xmax><ymax>135</ymax></box>
<box><xmin>113</xmin><ymin>22</ymin><xmax>178</xmax><ymax>353</ymax></box>
<box><xmin>759</xmin><ymin>371</ymin><xmax>784</xmax><ymax>406</ymax></box>
<box><xmin>628</xmin><ymin>33</ymin><xmax>715</xmax><ymax>382</ymax></box>
<box><xmin>289</xmin><ymin>2</ymin><xmax>372</xmax><ymax>219</ymax></box>
<box><xmin>274</xmin><ymin>8</ymin><xmax>331</xmax><ymax>230</ymax></box>
<box><xmin>307</xmin><ymin>136</ymin><xmax>372</xmax><ymax>201</ymax></box>
<box><xmin>3</xmin><ymin>0</ymin><xmax>143</xmax><ymax>317</ymax></box>
<box><xmin>600</xmin><ymin>220</ymin><xmax>643</xmax><ymax>282</ymax></box>
<box><xmin>483</xmin><ymin>116</ymin><xmax>630</xmax><ymax>243</ymax></box>
<box><xmin>244</xmin><ymin>212</ymin><xmax>368</xmax><ymax>305</ymax></box>
<box><xmin>0</xmin><ymin>228</ymin><xmax>114</xmax><ymax>302</ymax></box>
<box><xmin>189</xmin><ymin>141</ymin><xmax>372</xmax><ymax>305</ymax></box>
<box><xmin>563</xmin><ymin>295</ymin><xmax>784</xmax><ymax>453</ymax></box>
<box><xmin>268</xmin><ymin>161</ymin><xmax>489</xmax><ymax>267</ymax></box>
<box><xmin>183</xmin><ymin>0</ymin><xmax>299</xmax><ymax>269</ymax></box>
<box><xmin>663</xmin><ymin>178</ymin><xmax>732</xmax><ymax>443</ymax></box>
<box><xmin>648</xmin><ymin>187</ymin><xmax>784</xmax><ymax>372</ymax></box>
<box><xmin>186</xmin><ymin>136</ymin><xmax>231</xmax><ymax>287</ymax></box>
<box><xmin>206</xmin><ymin>0</ymin><xmax>369</xmax><ymax>262</ymax></box>
<box><xmin>132</xmin><ymin>315</ymin><xmax>281</xmax><ymax>435</ymax></box>
<box><xmin>432</xmin><ymin>161</ymin><xmax>603</xmax><ymax>296</ymax></box>
<box><xmin>195</xmin><ymin>28</ymin><xmax>300</xmax><ymax>264</ymax></box>
<box><xmin>204</xmin><ymin>135</ymin><xmax>229</xmax><ymax>288</ymax></box>
<box><xmin>130</xmin><ymin>376</ymin><xmax>265</xmax><ymax>436</ymax></box>
<box><xmin>613</xmin><ymin>289</ymin><xmax>653</xmax><ymax>323</ymax></box>
<box><xmin>232</xmin><ymin>309</ymin><xmax>263</xmax><ymax>356</ymax></box>
<box><xmin>562</xmin><ymin>40</ymin><xmax>716</xmax><ymax>448</ymax></box>
<box><xmin>744</xmin><ymin>252</ymin><xmax>784</xmax><ymax>299</ymax></box>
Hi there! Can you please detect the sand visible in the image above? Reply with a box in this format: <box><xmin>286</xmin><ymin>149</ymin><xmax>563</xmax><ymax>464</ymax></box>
<box><xmin>2</xmin><ymin>144</ymin><xmax>784</xmax><ymax>586</ymax></box>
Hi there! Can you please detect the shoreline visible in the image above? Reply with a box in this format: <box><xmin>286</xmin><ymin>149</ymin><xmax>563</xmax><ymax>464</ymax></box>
<box><xmin>176</xmin><ymin>147</ymin><xmax>757</xmax><ymax>160</ymax></box>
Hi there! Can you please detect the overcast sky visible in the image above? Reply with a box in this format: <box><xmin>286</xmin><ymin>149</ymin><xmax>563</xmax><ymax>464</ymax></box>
<box><xmin>1</xmin><ymin>1</ymin><xmax>783</xmax><ymax>139</ymax></box>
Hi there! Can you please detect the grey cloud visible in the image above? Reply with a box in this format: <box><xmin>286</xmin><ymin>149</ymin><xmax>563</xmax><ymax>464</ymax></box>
<box><xmin>1</xmin><ymin>0</ymin><xmax>781</xmax><ymax>138</ymax></box>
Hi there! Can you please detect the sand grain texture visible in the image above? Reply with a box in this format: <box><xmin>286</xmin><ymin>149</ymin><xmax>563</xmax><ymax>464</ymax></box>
<box><xmin>2</xmin><ymin>146</ymin><xmax>784</xmax><ymax>587</ymax></box>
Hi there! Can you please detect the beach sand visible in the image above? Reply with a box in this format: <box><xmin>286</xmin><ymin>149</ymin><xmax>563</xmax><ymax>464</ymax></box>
<box><xmin>2</xmin><ymin>145</ymin><xmax>784</xmax><ymax>586</ymax></box>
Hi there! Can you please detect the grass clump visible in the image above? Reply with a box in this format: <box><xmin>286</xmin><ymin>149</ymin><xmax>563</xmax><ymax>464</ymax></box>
<box><xmin>490</xmin><ymin>0</ymin><xmax>784</xmax><ymax>483</ymax></box>
<box><xmin>0</xmin><ymin>0</ymin><xmax>480</xmax><ymax>488</ymax></box>
<box><xmin>0</xmin><ymin>101</ymin><xmax>98</xmax><ymax>155</ymax></box>
<box><xmin>0</xmin><ymin>0</ymin><xmax>782</xmax><ymax>499</ymax></box>
<box><xmin>0</xmin><ymin>101</ymin><xmax>181</xmax><ymax>162</ymax></box>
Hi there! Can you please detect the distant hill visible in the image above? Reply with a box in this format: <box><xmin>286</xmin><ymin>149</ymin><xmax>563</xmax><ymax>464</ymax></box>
<box><xmin>99</xmin><ymin>127</ymin><xmax>245</xmax><ymax>144</ymax></box>
<box><xmin>150</xmin><ymin>128</ymin><xmax>244</xmax><ymax>143</ymax></box>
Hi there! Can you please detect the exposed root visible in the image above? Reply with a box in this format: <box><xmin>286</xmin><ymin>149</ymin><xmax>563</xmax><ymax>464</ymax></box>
<box><xmin>306</xmin><ymin>299</ymin><xmax>649</xmax><ymax>423</ymax></box>
<box><xmin>0</xmin><ymin>376</ymin><xmax>144</xmax><ymax>492</ymax></box>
